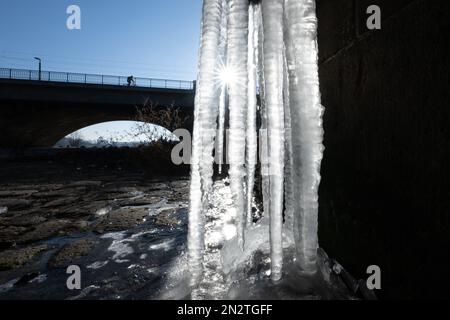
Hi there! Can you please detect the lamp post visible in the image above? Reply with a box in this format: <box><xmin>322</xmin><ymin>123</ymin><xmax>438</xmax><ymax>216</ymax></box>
<box><xmin>34</xmin><ymin>57</ymin><xmax>42</xmax><ymax>81</ymax></box>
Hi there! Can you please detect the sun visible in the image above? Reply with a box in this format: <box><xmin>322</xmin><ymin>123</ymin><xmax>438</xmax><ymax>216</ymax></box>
<box><xmin>218</xmin><ymin>65</ymin><xmax>237</xmax><ymax>86</ymax></box>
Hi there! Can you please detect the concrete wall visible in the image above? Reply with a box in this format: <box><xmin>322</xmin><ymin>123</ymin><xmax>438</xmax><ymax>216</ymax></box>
<box><xmin>317</xmin><ymin>0</ymin><xmax>450</xmax><ymax>298</ymax></box>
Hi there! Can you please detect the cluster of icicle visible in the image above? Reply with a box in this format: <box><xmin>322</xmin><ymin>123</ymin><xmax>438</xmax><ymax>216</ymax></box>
<box><xmin>188</xmin><ymin>0</ymin><xmax>324</xmax><ymax>285</ymax></box>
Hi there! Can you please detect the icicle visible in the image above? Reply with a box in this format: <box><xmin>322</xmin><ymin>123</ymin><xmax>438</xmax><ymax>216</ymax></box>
<box><xmin>189</xmin><ymin>0</ymin><xmax>325</xmax><ymax>286</ymax></box>
<box><xmin>261</xmin><ymin>0</ymin><xmax>285</xmax><ymax>281</ymax></box>
<box><xmin>188</xmin><ymin>0</ymin><xmax>223</xmax><ymax>285</ymax></box>
<box><xmin>226</xmin><ymin>0</ymin><xmax>249</xmax><ymax>250</ymax></box>
<box><xmin>257</xmin><ymin>5</ymin><xmax>270</xmax><ymax>223</ymax></box>
<box><xmin>284</xmin><ymin>0</ymin><xmax>324</xmax><ymax>273</ymax></box>
<box><xmin>245</xmin><ymin>3</ymin><xmax>258</xmax><ymax>227</ymax></box>
<box><xmin>217</xmin><ymin>89</ymin><xmax>226</xmax><ymax>175</ymax></box>
<box><xmin>216</xmin><ymin>0</ymin><xmax>228</xmax><ymax>175</ymax></box>
<box><xmin>282</xmin><ymin>46</ymin><xmax>294</xmax><ymax>233</ymax></box>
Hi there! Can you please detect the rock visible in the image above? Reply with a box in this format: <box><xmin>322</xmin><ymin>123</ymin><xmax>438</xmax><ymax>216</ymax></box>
<box><xmin>31</xmin><ymin>190</ymin><xmax>70</xmax><ymax>198</ymax></box>
<box><xmin>3</xmin><ymin>209</ymin><xmax>41</xmax><ymax>216</ymax></box>
<box><xmin>94</xmin><ymin>207</ymin><xmax>149</xmax><ymax>233</ymax></box>
<box><xmin>145</xmin><ymin>190</ymin><xmax>174</xmax><ymax>198</ymax></box>
<box><xmin>170</xmin><ymin>180</ymin><xmax>189</xmax><ymax>189</ymax></box>
<box><xmin>52</xmin><ymin>207</ymin><xmax>90</xmax><ymax>219</ymax></box>
<box><xmin>18</xmin><ymin>219</ymin><xmax>73</xmax><ymax>243</ymax></box>
<box><xmin>61</xmin><ymin>181</ymin><xmax>102</xmax><ymax>189</ymax></box>
<box><xmin>0</xmin><ymin>207</ymin><xmax>7</xmax><ymax>215</ymax></box>
<box><xmin>116</xmin><ymin>196</ymin><xmax>162</xmax><ymax>207</ymax></box>
<box><xmin>1</xmin><ymin>184</ymin><xmax>61</xmax><ymax>191</ymax></box>
<box><xmin>167</xmin><ymin>192</ymin><xmax>188</xmax><ymax>203</ymax></box>
<box><xmin>147</xmin><ymin>183</ymin><xmax>171</xmax><ymax>191</ymax></box>
<box><xmin>0</xmin><ymin>199</ymin><xmax>32</xmax><ymax>210</ymax></box>
<box><xmin>2</xmin><ymin>214</ymin><xmax>47</xmax><ymax>227</ymax></box>
<box><xmin>42</xmin><ymin>197</ymin><xmax>79</xmax><ymax>208</ymax></box>
<box><xmin>106</xmin><ymin>187</ymin><xmax>140</xmax><ymax>194</ymax></box>
<box><xmin>155</xmin><ymin>209</ymin><xmax>182</xmax><ymax>226</ymax></box>
<box><xmin>39</xmin><ymin>184</ymin><xmax>65</xmax><ymax>191</ymax></box>
<box><xmin>48</xmin><ymin>238</ymin><xmax>98</xmax><ymax>268</ymax></box>
<box><xmin>71</xmin><ymin>220</ymin><xmax>90</xmax><ymax>231</ymax></box>
<box><xmin>0</xmin><ymin>226</ymin><xmax>28</xmax><ymax>243</ymax></box>
<box><xmin>94</xmin><ymin>206</ymin><xmax>113</xmax><ymax>217</ymax></box>
<box><xmin>95</xmin><ymin>192</ymin><xmax>137</xmax><ymax>201</ymax></box>
<box><xmin>0</xmin><ymin>190</ymin><xmax>38</xmax><ymax>198</ymax></box>
<box><xmin>0</xmin><ymin>245</ymin><xmax>49</xmax><ymax>271</ymax></box>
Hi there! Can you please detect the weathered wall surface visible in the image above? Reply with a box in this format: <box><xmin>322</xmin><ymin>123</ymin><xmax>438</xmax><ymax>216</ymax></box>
<box><xmin>317</xmin><ymin>0</ymin><xmax>450</xmax><ymax>298</ymax></box>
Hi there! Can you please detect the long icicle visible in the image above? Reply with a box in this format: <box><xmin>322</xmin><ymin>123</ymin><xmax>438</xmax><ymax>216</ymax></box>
<box><xmin>261</xmin><ymin>0</ymin><xmax>285</xmax><ymax>281</ymax></box>
<box><xmin>282</xmin><ymin>45</ymin><xmax>295</xmax><ymax>233</ymax></box>
<box><xmin>284</xmin><ymin>0</ymin><xmax>324</xmax><ymax>273</ymax></box>
<box><xmin>188</xmin><ymin>0</ymin><xmax>223</xmax><ymax>286</ymax></box>
<box><xmin>227</xmin><ymin>0</ymin><xmax>249</xmax><ymax>250</ymax></box>
<box><xmin>257</xmin><ymin>3</ymin><xmax>270</xmax><ymax>224</ymax></box>
<box><xmin>245</xmin><ymin>2</ymin><xmax>258</xmax><ymax>226</ymax></box>
<box><xmin>216</xmin><ymin>0</ymin><xmax>228</xmax><ymax>174</ymax></box>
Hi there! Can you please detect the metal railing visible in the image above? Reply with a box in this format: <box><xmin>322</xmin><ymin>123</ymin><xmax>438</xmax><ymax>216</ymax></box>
<box><xmin>0</xmin><ymin>67</ymin><xmax>195</xmax><ymax>90</ymax></box>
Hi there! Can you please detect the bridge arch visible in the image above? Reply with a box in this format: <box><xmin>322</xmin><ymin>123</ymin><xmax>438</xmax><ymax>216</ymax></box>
<box><xmin>0</xmin><ymin>78</ymin><xmax>194</xmax><ymax>148</ymax></box>
<box><xmin>54</xmin><ymin>120</ymin><xmax>177</xmax><ymax>148</ymax></box>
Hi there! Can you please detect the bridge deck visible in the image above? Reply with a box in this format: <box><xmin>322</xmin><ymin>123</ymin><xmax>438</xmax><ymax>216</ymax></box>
<box><xmin>0</xmin><ymin>67</ymin><xmax>195</xmax><ymax>91</ymax></box>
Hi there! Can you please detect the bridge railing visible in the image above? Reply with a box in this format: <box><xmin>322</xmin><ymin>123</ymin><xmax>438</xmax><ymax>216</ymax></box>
<box><xmin>0</xmin><ymin>67</ymin><xmax>195</xmax><ymax>90</ymax></box>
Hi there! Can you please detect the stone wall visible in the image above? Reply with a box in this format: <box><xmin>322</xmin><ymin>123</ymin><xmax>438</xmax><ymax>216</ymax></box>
<box><xmin>317</xmin><ymin>0</ymin><xmax>450</xmax><ymax>298</ymax></box>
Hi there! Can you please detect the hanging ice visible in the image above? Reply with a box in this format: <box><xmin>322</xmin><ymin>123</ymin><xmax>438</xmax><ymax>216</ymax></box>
<box><xmin>245</xmin><ymin>3</ymin><xmax>258</xmax><ymax>227</ymax></box>
<box><xmin>284</xmin><ymin>0</ymin><xmax>324</xmax><ymax>272</ymax></box>
<box><xmin>261</xmin><ymin>0</ymin><xmax>285</xmax><ymax>282</ymax></box>
<box><xmin>188</xmin><ymin>0</ymin><xmax>325</xmax><ymax>285</ymax></box>
<box><xmin>227</xmin><ymin>0</ymin><xmax>249</xmax><ymax>250</ymax></box>
<box><xmin>215</xmin><ymin>0</ymin><xmax>228</xmax><ymax>174</ymax></box>
<box><xmin>188</xmin><ymin>0</ymin><xmax>223</xmax><ymax>285</ymax></box>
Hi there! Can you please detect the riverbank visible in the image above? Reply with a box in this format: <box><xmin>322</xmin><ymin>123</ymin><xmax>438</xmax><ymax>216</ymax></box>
<box><xmin>0</xmin><ymin>148</ymin><xmax>190</xmax><ymax>299</ymax></box>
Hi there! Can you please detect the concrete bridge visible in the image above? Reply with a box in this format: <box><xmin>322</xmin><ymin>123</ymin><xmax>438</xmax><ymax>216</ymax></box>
<box><xmin>0</xmin><ymin>69</ymin><xmax>195</xmax><ymax>148</ymax></box>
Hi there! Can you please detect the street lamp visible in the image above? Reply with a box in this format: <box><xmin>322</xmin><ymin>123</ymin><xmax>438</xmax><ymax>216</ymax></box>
<box><xmin>34</xmin><ymin>57</ymin><xmax>42</xmax><ymax>81</ymax></box>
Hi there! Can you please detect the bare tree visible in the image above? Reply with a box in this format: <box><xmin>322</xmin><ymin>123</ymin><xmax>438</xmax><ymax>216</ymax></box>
<box><xmin>132</xmin><ymin>101</ymin><xmax>189</xmax><ymax>143</ymax></box>
<box><xmin>66</xmin><ymin>131</ymin><xmax>84</xmax><ymax>148</ymax></box>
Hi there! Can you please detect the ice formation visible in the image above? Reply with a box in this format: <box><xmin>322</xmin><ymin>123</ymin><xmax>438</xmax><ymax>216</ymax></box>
<box><xmin>188</xmin><ymin>0</ymin><xmax>324</xmax><ymax>286</ymax></box>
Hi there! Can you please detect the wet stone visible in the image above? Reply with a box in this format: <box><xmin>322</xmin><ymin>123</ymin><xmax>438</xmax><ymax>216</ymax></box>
<box><xmin>42</xmin><ymin>197</ymin><xmax>79</xmax><ymax>208</ymax></box>
<box><xmin>0</xmin><ymin>226</ymin><xmax>28</xmax><ymax>243</ymax></box>
<box><xmin>17</xmin><ymin>219</ymin><xmax>73</xmax><ymax>243</ymax></box>
<box><xmin>169</xmin><ymin>180</ymin><xmax>189</xmax><ymax>189</ymax></box>
<box><xmin>116</xmin><ymin>196</ymin><xmax>163</xmax><ymax>207</ymax></box>
<box><xmin>146</xmin><ymin>183</ymin><xmax>171</xmax><ymax>191</ymax></box>
<box><xmin>167</xmin><ymin>192</ymin><xmax>188</xmax><ymax>204</ymax></box>
<box><xmin>0</xmin><ymin>190</ymin><xmax>38</xmax><ymax>198</ymax></box>
<box><xmin>144</xmin><ymin>190</ymin><xmax>173</xmax><ymax>198</ymax></box>
<box><xmin>31</xmin><ymin>190</ymin><xmax>71</xmax><ymax>198</ymax></box>
<box><xmin>60</xmin><ymin>181</ymin><xmax>103</xmax><ymax>189</ymax></box>
<box><xmin>1</xmin><ymin>214</ymin><xmax>47</xmax><ymax>227</ymax></box>
<box><xmin>95</xmin><ymin>192</ymin><xmax>137</xmax><ymax>201</ymax></box>
<box><xmin>94</xmin><ymin>207</ymin><xmax>150</xmax><ymax>234</ymax></box>
<box><xmin>48</xmin><ymin>238</ymin><xmax>98</xmax><ymax>269</ymax></box>
<box><xmin>154</xmin><ymin>209</ymin><xmax>184</xmax><ymax>226</ymax></box>
<box><xmin>0</xmin><ymin>245</ymin><xmax>49</xmax><ymax>271</ymax></box>
<box><xmin>0</xmin><ymin>199</ymin><xmax>32</xmax><ymax>210</ymax></box>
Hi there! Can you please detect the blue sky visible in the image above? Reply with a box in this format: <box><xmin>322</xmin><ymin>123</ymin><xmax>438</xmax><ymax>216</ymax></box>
<box><xmin>0</xmin><ymin>0</ymin><xmax>202</xmax><ymax>81</ymax></box>
<box><xmin>0</xmin><ymin>1</ymin><xmax>203</xmax><ymax>141</ymax></box>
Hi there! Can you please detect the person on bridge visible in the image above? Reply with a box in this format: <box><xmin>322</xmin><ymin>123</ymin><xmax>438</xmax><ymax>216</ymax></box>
<box><xmin>127</xmin><ymin>75</ymin><xmax>135</xmax><ymax>86</ymax></box>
